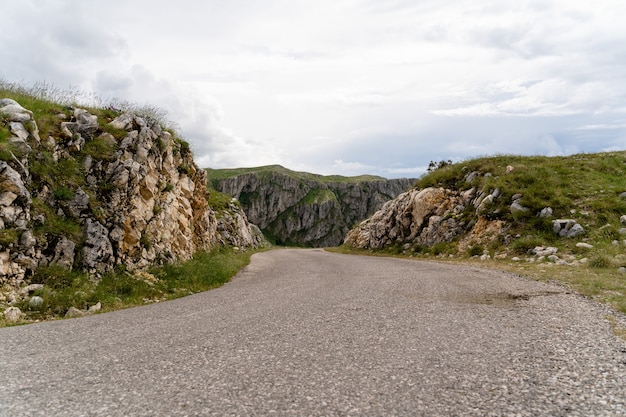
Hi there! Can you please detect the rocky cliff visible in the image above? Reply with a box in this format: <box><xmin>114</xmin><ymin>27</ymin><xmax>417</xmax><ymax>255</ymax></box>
<box><xmin>0</xmin><ymin>98</ymin><xmax>262</xmax><ymax>289</ymax></box>
<box><xmin>207</xmin><ymin>166</ymin><xmax>415</xmax><ymax>247</ymax></box>
<box><xmin>345</xmin><ymin>153</ymin><xmax>626</xmax><ymax>268</ymax></box>
<box><xmin>345</xmin><ymin>186</ymin><xmax>503</xmax><ymax>251</ymax></box>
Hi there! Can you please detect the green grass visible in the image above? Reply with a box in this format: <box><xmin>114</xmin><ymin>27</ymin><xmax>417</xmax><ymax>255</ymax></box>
<box><xmin>2</xmin><ymin>247</ymin><xmax>256</xmax><ymax>326</ymax></box>
<box><xmin>415</xmin><ymin>153</ymin><xmax>626</xmax><ymax>224</ymax></box>
<box><xmin>302</xmin><ymin>188</ymin><xmax>337</xmax><ymax>205</ymax></box>
<box><xmin>208</xmin><ymin>187</ymin><xmax>239</xmax><ymax>212</ymax></box>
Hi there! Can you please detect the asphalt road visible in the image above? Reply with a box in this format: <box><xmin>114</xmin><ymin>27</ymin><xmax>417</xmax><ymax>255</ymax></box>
<box><xmin>1</xmin><ymin>249</ymin><xmax>626</xmax><ymax>416</ymax></box>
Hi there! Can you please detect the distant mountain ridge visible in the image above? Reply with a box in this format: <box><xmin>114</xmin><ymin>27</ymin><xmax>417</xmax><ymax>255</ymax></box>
<box><xmin>206</xmin><ymin>165</ymin><xmax>415</xmax><ymax>247</ymax></box>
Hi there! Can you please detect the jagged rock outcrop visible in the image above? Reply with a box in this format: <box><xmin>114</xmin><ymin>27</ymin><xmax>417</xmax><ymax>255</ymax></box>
<box><xmin>0</xmin><ymin>99</ymin><xmax>262</xmax><ymax>288</ymax></box>
<box><xmin>209</xmin><ymin>166</ymin><xmax>414</xmax><ymax>246</ymax></box>
<box><xmin>345</xmin><ymin>187</ymin><xmax>505</xmax><ymax>250</ymax></box>
<box><xmin>215</xmin><ymin>202</ymin><xmax>265</xmax><ymax>249</ymax></box>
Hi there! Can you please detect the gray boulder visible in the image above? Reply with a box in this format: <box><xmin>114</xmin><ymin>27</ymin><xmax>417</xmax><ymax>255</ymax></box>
<box><xmin>0</xmin><ymin>100</ymin><xmax>33</xmax><ymax>123</ymax></box>
<box><xmin>553</xmin><ymin>219</ymin><xmax>586</xmax><ymax>238</ymax></box>
<box><xmin>82</xmin><ymin>219</ymin><xmax>114</xmax><ymax>273</ymax></box>
<box><xmin>538</xmin><ymin>207</ymin><xmax>553</xmax><ymax>218</ymax></box>
<box><xmin>50</xmin><ymin>238</ymin><xmax>76</xmax><ymax>269</ymax></box>
<box><xmin>28</xmin><ymin>296</ymin><xmax>44</xmax><ymax>309</ymax></box>
<box><xmin>510</xmin><ymin>201</ymin><xmax>529</xmax><ymax>214</ymax></box>
<box><xmin>65</xmin><ymin>307</ymin><xmax>85</xmax><ymax>318</ymax></box>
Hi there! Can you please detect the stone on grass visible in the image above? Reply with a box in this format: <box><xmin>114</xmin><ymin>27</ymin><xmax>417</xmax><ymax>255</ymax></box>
<box><xmin>538</xmin><ymin>207</ymin><xmax>553</xmax><ymax>218</ymax></box>
<box><xmin>510</xmin><ymin>201</ymin><xmax>529</xmax><ymax>214</ymax></box>
<box><xmin>553</xmin><ymin>219</ymin><xmax>585</xmax><ymax>238</ymax></box>
<box><xmin>576</xmin><ymin>242</ymin><xmax>594</xmax><ymax>249</ymax></box>
<box><xmin>28</xmin><ymin>296</ymin><xmax>44</xmax><ymax>309</ymax></box>
<box><xmin>65</xmin><ymin>307</ymin><xmax>85</xmax><ymax>318</ymax></box>
<box><xmin>18</xmin><ymin>283</ymin><xmax>44</xmax><ymax>296</ymax></box>
<box><xmin>532</xmin><ymin>246</ymin><xmax>558</xmax><ymax>257</ymax></box>
<box><xmin>4</xmin><ymin>307</ymin><xmax>22</xmax><ymax>323</ymax></box>
<box><xmin>87</xmin><ymin>302</ymin><xmax>102</xmax><ymax>314</ymax></box>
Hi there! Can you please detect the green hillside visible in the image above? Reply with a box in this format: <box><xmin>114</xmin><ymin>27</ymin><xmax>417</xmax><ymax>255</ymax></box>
<box><xmin>205</xmin><ymin>165</ymin><xmax>387</xmax><ymax>186</ymax></box>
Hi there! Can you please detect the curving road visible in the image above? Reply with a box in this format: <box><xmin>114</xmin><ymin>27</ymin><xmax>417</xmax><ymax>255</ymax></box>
<box><xmin>1</xmin><ymin>249</ymin><xmax>626</xmax><ymax>416</ymax></box>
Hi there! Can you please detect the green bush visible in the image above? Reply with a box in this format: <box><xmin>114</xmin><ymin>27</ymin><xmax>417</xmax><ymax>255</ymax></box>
<box><xmin>467</xmin><ymin>245</ymin><xmax>484</xmax><ymax>257</ymax></box>
<box><xmin>588</xmin><ymin>254</ymin><xmax>614</xmax><ymax>269</ymax></box>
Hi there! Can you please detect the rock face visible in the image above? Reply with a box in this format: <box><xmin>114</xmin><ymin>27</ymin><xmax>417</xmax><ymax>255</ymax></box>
<box><xmin>345</xmin><ymin>187</ymin><xmax>505</xmax><ymax>250</ymax></box>
<box><xmin>209</xmin><ymin>166</ymin><xmax>415</xmax><ymax>247</ymax></box>
<box><xmin>0</xmin><ymin>99</ymin><xmax>262</xmax><ymax>288</ymax></box>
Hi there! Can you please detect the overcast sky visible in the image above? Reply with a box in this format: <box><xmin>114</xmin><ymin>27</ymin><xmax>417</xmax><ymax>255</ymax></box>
<box><xmin>2</xmin><ymin>0</ymin><xmax>625</xmax><ymax>178</ymax></box>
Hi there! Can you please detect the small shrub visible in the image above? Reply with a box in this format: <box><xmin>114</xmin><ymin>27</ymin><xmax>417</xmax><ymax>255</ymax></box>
<box><xmin>30</xmin><ymin>265</ymin><xmax>84</xmax><ymax>289</ymax></box>
<box><xmin>0</xmin><ymin>229</ymin><xmax>19</xmax><ymax>247</ymax></box>
<box><xmin>588</xmin><ymin>254</ymin><xmax>614</xmax><ymax>269</ymax></box>
<box><xmin>53</xmin><ymin>186</ymin><xmax>74</xmax><ymax>201</ymax></box>
<box><xmin>467</xmin><ymin>245</ymin><xmax>484</xmax><ymax>257</ymax></box>
<box><xmin>430</xmin><ymin>241</ymin><xmax>454</xmax><ymax>256</ymax></box>
<box><xmin>177</xmin><ymin>163</ymin><xmax>193</xmax><ymax>176</ymax></box>
<box><xmin>83</xmin><ymin>136</ymin><xmax>117</xmax><ymax>160</ymax></box>
<box><xmin>511</xmin><ymin>236</ymin><xmax>544</xmax><ymax>254</ymax></box>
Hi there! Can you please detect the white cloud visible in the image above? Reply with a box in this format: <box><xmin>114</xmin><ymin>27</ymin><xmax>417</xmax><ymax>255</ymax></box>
<box><xmin>1</xmin><ymin>0</ymin><xmax>625</xmax><ymax>179</ymax></box>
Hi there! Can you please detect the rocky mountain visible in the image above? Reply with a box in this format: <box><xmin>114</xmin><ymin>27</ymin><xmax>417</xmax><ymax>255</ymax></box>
<box><xmin>207</xmin><ymin>166</ymin><xmax>415</xmax><ymax>247</ymax></box>
<box><xmin>345</xmin><ymin>153</ymin><xmax>626</xmax><ymax>269</ymax></box>
<box><xmin>0</xmin><ymin>98</ymin><xmax>262</xmax><ymax>289</ymax></box>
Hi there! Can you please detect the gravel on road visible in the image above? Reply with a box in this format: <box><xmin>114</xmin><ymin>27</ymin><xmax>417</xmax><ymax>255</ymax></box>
<box><xmin>1</xmin><ymin>248</ymin><xmax>625</xmax><ymax>416</ymax></box>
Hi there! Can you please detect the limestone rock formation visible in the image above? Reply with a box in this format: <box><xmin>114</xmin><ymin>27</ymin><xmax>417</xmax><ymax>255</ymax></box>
<box><xmin>0</xmin><ymin>99</ymin><xmax>262</xmax><ymax>289</ymax></box>
<box><xmin>345</xmin><ymin>187</ymin><xmax>505</xmax><ymax>251</ymax></box>
<box><xmin>208</xmin><ymin>166</ymin><xmax>414</xmax><ymax>247</ymax></box>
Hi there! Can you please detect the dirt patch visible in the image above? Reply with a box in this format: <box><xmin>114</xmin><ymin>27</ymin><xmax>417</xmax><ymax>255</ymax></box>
<box><xmin>449</xmin><ymin>291</ymin><xmax>563</xmax><ymax>308</ymax></box>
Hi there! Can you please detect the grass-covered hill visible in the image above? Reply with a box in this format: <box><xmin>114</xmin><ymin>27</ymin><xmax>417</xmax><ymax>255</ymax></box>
<box><xmin>417</xmin><ymin>153</ymin><xmax>626</xmax><ymax>226</ymax></box>
<box><xmin>206</xmin><ymin>164</ymin><xmax>387</xmax><ymax>185</ymax></box>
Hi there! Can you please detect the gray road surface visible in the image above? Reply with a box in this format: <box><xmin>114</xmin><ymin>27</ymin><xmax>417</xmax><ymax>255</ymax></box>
<box><xmin>1</xmin><ymin>249</ymin><xmax>626</xmax><ymax>416</ymax></box>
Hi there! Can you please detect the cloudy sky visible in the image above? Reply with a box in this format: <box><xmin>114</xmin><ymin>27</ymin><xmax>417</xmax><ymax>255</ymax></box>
<box><xmin>2</xmin><ymin>0</ymin><xmax>625</xmax><ymax>178</ymax></box>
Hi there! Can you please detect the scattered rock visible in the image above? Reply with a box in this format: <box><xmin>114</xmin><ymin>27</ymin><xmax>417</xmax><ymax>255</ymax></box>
<box><xmin>532</xmin><ymin>246</ymin><xmax>558</xmax><ymax>257</ymax></box>
<box><xmin>465</xmin><ymin>171</ymin><xmax>479</xmax><ymax>183</ymax></box>
<box><xmin>618</xmin><ymin>267</ymin><xmax>626</xmax><ymax>274</ymax></box>
<box><xmin>553</xmin><ymin>219</ymin><xmax>585</xmax><ymax>238</ymax></box>
<box><xmin>576</xmin><ymin>242</ymin><xmax>594</xmax><ymax>249</ymax></box>
<box><xmin>620</xmin><ymin>215</ymin><xmax>626</xmax><ymax>225</ymax></box>
<box><xmin>510</xmin><ymin>201</ymin><xmax>529</xmax><ymax>214</ymax></box>
<box><xmin>18</xmin><ymin>283</ymin><xmax>44</xmax><ymax>296</ymax></box>
<box><xmin>65</xmin><ymin>307</ymin><xmax>85</xmax><ymax>318</ymax></box>
<box><xmin>87</xmin><ymin>302</ymin><xmax>101</xmax><ymax>314</ymax></box>
<box><xmin>538</xmin><ymin>207</ymin><xmax>553</xmax><ymax>218</ymax></box>
<box><xmin>28</xmin><ymin>296</ymin><xmax>44</xmax><ymax>309</ymax></box>
<box><xmin>3</xmin><ymin>306</ymin><xmax>22</xmax><ymax>323</ymax></box>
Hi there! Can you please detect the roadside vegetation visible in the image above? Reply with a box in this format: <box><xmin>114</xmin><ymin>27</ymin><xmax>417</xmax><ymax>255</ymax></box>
<box><xmin>2</xmin><ymin>247</ymin><xmax>255</xmax><ymax>326</ymax></box>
